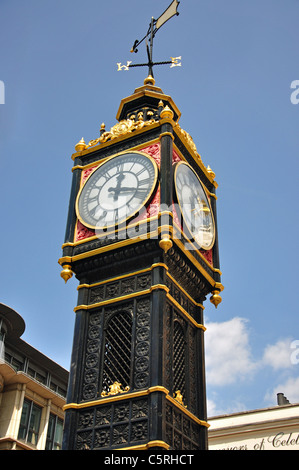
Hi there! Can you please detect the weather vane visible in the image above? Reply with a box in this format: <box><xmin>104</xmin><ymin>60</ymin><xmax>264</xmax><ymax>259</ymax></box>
<box><xmin>117</xmin><ymin>0</ymin><xmax>181</xmax><ymax>77</ymax></box>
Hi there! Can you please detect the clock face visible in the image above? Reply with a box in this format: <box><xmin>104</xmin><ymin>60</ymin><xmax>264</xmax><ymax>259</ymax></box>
<box><xmin>76</xmin><ymin>152</ymin><xmax>158</xmax><ymax>229</ymax></box>
<box><xmin>174</xmin><ymin>162</ymin><xmax>215</xmax><ymax>250</ymax></box>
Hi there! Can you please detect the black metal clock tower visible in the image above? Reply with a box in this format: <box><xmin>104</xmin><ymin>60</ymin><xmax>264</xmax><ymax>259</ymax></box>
<box><xmin>59</xmin><ymin>3</ymin><xmax>223</xmax><ymax>451</ymax></box>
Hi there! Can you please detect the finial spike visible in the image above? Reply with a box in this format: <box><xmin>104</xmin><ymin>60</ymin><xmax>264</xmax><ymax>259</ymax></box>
<box><xmin>75</xmin><ymin>137</ymin><xmax>86</xmax><ymax>152</ymax></box>
<box><xmin>144</xmin><ymin>75</ymin><xmax>155</xmax><ymax>86</ymax></box>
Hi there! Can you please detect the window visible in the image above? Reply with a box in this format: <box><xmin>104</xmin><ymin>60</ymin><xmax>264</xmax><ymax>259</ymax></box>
<box><xmin>46</xmin><ymin>414</ymin><xmax>64</xmax><ymax>450</ymax></box>
<box><xmin>18</xmin><ymin>399</ymin><xmax>42</xmax><ymax>446</ymax></box>
<box><xmin>50</xmin><ymin>381</ymin><xmax>67</xmax><ymax>398</ymax></box>
<box><xmin>102</xmin><ymin>311</ymin><xmax>133</xmax><ymax>395</ymax></box>
<box><xmin>4</xmin><ymin>352</ymin><xmax>24</xmax><ymax>371</ymax></box>
<box><xmin>25</xmin><ymin>364</ymin><xmax>47</xmax><ymax>384</ymax></box>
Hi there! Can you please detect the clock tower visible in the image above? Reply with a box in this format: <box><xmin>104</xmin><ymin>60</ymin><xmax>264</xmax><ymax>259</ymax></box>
<box><xmin>59</xmin><ymin>75</ymin><xmax>223</xmax><ymax>450</ymax></box>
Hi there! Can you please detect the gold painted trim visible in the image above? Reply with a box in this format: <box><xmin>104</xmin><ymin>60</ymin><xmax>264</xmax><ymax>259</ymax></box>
<box><xmin>72</xmin><ymin>160</ymin><xmax>106</xmax><ymax>173</ymax></box>
<box><xmin>73</xmin><ymin>218</ymin><xmax>97</xmax><ymax>244</ymax></box>
<box><xmin>166</xmin><ymin>272</ymin><xmax>204</xmax><ymax>308</ymax></box>
<box><xmin>63</xmin><ymin>386</ymin><xmax>168</xmax><ymax>410</ymax></box>
<box><xmin>159</xmin><ymin>117</ymin><xmax>177</xmax><ymax>127</ymax></box>
<box><xmin>59</xmin><ymin>223</ymin><xmax>223</xmax><ymax>292</ymax></box>
<box><xmin>59</xmin><ymin>256</ymin><xmax>72</xmax><ymax>264</ymax></box>
<box><xmin>63</xmin><ymin>204</ymin><xmax>171</xmax><ymax>252</ymax></box>
<box><xmin>166</xmin><ymin>271</ymin><xmax>207</xmax><ymax>330</ymax></box>
<box><xmin>65</xmin><ymin>212</ymin><xmax>160</xmax><ymax>249</ymax></box>
<box><xmin>166</xmin><ymin>293</ymin><xmax>206</xmax><ymax>331</ymax></box>
<box><xmin>59</xmin><ymin>220</ymin><xmax>174</xmax><ymax>265</ymax></box>
<box><xmin>172</xmin><ymin>221</ymin><xmax>221</xmax><ymax>275</ymax></box>
<box><xmin>152</xmin><ymin>262</ymin><xmax>169</xmax><ymax>271</ymax></box>
<box><xmin>213</xmin><ymin>268</ymin><xmax>222</xmax><ymax>276</ymax></box>
<box><xmin>214</xmin><ymin>282</ymin><xmax>224</xmax><ymax>291</ymax></box>
<box><xmin>77</xmin><ymin>263</ymin><xmax>168</xmax><ymax>290</ymax></box>
<box><xmin>75</xmin><ymin>266</ymin><xmax>205</xmax><ymax>329</ymax></box>
<box><xmin>72</xmin><ymin>137</ymin><xmax>162</xmax><ymax>173</ymax></box>
<box><xmin>166</xmin><ymin>394</ymin><xmax>210</xmax><ymax>428</ymax></box>
<box><xmin>71</xmin><ymin>121</ymin><xmax>162</xmax><ymax>160</ymax></box>
<box><xmin>75</xmin><ymin>150</ymin><xmax>159</xmax><ymax>231</ymax></box>
<box><xmin>159</xmin><ymin>131</ymin><xmax>174</xmax><ymax>140</ymax></box>
<box><xmin>75</xmin><ymin>292</ymin><xmax>205</xmax><ymax>330</ymax></box>
<box><xmin>159</xmin><ymin>210</ymin><xmax>173</xmax><ymax>218</ymax></box>
<box><xmin>73</xmin><ymin>284</ymin><xmax>169</xmax><ymax>312</ymax></box>
<box><xmin>59</xmin><ymin>224</ymin><xmax>223</xmax><ymax>294</ymax></box>
<box><xmin>205</xmin><ymin>188</ymin><xmax>217</xmax><ymax>200</ymax></box>
<box><xmin>172</xmin><ymin>140</ymin><xmax>217</xmax><ymax>188</ymax></box>
<box><xmin>172</xmin><ymin>235</ymin><xmax>218</xmax><ymax>288</ymax></box>
<box><xmin>119</xmin><ymin>440</ymin><xmax>170</xmax><ymax>450</ymax></box>
<box><xmin>63</xmin><ymin>385</ymin><xmax>210</xmax><ymax>429</ymax></box>
<box><xmin>59</xmin><ymin>233</ymin><xmax>153</xmax><ymax>266</ymax></box>
<box><xmin>129</xmin><ymin>137</ymin><xmax>161</xmax><ymax>154</ymax></box>
<box><xmin>116</xmin><ymin>89</ymin><xmax>181</xmax><ymax>122</ymax></box>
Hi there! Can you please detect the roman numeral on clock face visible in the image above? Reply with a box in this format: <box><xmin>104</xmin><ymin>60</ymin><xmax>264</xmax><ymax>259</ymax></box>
<box><xmin>138</xmin><ymin>177</ymin><xmax>151</xmax><ymax>186</ymax></box>
<box><xmin>134</xmin><ymin>188</ymin><xmax>148</xmax><ymax>199</ymax></box>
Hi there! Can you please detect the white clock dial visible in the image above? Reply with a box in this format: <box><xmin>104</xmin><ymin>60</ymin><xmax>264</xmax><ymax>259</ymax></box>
<box><xmin>174</xmin><ymin>162</ymin><xmax>215</xmax><ymax>250</ymax></box>
<box><xmin>76</xmin><ymin>152</ymin><xmax>158</xmax><ymax>229</ymax></box>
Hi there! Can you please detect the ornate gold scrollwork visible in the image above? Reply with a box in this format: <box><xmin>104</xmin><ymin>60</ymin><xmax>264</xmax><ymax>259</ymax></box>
<box><xmin>82</xmin><ymin>115</ymin><xmax>156</xmax><ymax>150</ymax></box>
<box><xmin>101</xmin><ymin>381</ymin><xmax>130</xmax><ymax>397</ymax></box>
<box><xmin>174</xmin><ymin>123</ymin><xmax>202</xmax><ymax>161</ymax></box>
<box><xmin>173</xmin><ymin>390</ymin><xmax>187</xmax><ymax>408</ymax></box>
<box><xmin>174</xmin><ymin>124</ymin><xmax>217</xmax><ymax>182</ymax></box>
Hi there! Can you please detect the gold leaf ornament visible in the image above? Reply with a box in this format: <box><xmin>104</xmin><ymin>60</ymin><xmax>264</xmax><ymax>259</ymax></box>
<box><xmin>86</xmin><ymin>117</ymin><xmax>156</xmax><ymax>149</ymax></box>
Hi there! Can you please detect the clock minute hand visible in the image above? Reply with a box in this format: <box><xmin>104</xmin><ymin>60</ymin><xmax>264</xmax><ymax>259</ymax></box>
<box><xmin>108</xmin><ymin>186</ymin><xmax>136</xmax><ymax>199</ymax></box>
<box><xmin>108</xmin><ymin>173</ymin><xmax>125</xmax><ymax>200</ymax></box>
<box><xmin>113</xmin><ymin>187</ymin><xmax>135</xmax><ymax>192</ymax></box>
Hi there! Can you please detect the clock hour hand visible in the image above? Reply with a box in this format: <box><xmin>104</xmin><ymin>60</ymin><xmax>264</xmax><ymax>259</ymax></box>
<box><xmin>108</xmin><ymin>186</ymin><xmax>136</xmax><ymax>199</ymax></box>
<box><xmin>108</xmin><ymin>173</ymin><xmax>126</xmax><ymax>200</ymax></box>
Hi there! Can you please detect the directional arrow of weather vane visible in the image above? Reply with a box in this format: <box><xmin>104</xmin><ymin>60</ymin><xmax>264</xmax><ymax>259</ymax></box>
<box><xmin>117</xmin><ymin>0</ymin><xmax>182</xmax><ymax>76</ymax></box>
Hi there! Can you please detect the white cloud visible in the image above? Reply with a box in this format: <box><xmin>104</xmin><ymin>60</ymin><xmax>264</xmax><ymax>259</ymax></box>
<box><xmin>265</xmin><ymin>376</ymin><xmax>299</xmax><ymax>405</ymax></box>
<box><xmin>205</xmin><ymin>318</ymin><xmax>299</xmax><ymax>415</ymax></box>
<box><xmin>205</xmin><ymin>317</ymin><xmax>257</xmax><ymax>386</ymax></box>
<box><xmin>262</xmin><ymin>338</ymin><xmax>295</xmax><ymax>370</ymax></box>
<box><xmin>207</xmin><ymin>395</ymin><xmax>247</xmax><ymax>417</ymax></box>
<box><xmin>207</xmin><ymin>398</ymin><xmax>218</xmax><ymax>417</ymax></box>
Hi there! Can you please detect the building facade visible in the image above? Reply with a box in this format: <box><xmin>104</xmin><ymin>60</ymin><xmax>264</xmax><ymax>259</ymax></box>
<box><xmin>0</xmin><ymin>303</ymin><xmax>68</xmax><ymax>450</ymax></box>
<box><xmin>208</xmin><ymin>397</ymin><xmax>299</xmax><ymax>451</ymax></box>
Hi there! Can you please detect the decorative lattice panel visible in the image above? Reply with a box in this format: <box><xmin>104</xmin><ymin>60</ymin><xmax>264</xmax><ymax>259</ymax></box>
<box><xmin>102</xmin><ymin>312</ymin><xmax>133</xmax><ymax>394</ymax></box>
<box><xmin>173</xmin><ymin>321</ymin><xmax>186</xmax><ymax>400</ymax></box>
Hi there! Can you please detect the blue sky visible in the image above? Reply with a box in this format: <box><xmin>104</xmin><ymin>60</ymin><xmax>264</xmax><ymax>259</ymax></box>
<box><xmin>0</xmin><ymin>0</ymin><xmax>298</xmax><ymax>417</ymax></box>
